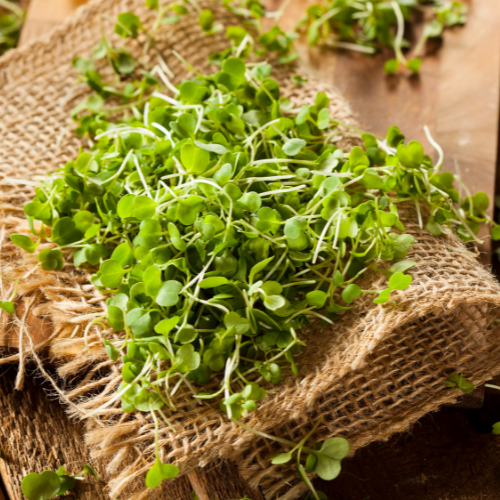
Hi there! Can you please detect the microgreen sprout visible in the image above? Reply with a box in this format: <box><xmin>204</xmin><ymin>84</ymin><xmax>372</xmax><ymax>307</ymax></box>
<box><xmin>298</xmin><ymin>0</ymin><xmax>467</xmax><ymax>74</ymax></box>
<box><xmin>21</xmin><ymin>464</ymin><xmax>99</xmax><ymax>500</ymax></box>
<box><xmin>445</xmin><ymin>372</ymin><xmax>474</xmax><ymax>394</ymax></box>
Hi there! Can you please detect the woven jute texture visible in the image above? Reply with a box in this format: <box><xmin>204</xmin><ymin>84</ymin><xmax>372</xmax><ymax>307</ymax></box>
<box><xmin>2</xmin><ymin>1</ymin><xmax>500</xmax><ymax>499</ymax></box>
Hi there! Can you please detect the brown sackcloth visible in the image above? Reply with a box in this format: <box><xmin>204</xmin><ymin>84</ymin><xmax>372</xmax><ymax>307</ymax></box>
<box><xmin>2</xmin><ymin>1</ymin><xmax>500</xmax><ymax>499</ymax></box>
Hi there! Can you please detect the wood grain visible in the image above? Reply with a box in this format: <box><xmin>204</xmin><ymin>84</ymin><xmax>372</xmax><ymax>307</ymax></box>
<box><xmin>317</xmin><ymin>406</ymin><xmax>500</xmax><ymax>500</ymax></box>
<box><xmin>188</xmin><ymin>461</ymin><xmax>264</xmax><ymax>500</ymax></box>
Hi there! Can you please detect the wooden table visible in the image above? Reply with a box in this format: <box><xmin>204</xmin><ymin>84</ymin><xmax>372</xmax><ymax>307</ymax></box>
<box><xmin>1</xmin><ymin>0</ymin><xmax>500</xmax><ymax>499</ymax></box>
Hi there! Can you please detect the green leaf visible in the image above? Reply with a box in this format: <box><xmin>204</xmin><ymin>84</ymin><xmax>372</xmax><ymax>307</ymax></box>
<box><xmin>320</xmin><ymin>437</ymin><xmax>350</xmax><ymax>460</ymax></box>
<box><xmin>117</xmin><ymin>194</ymin><xmax>136</xmax><ymax>218</ymax></box>
<box><xmin>406</xmin><ymin>58</ymin><xmax>422</xmax><ymax>73</ymax></box>
<box><xmin>38</xmin><ymin>249</ymin><xmax>64</xmax><ymax>271</ymax></box>
<box><xmin>103</xmin><ymin>339</ymin><xmax>120</xmax><ymax>361</ymax></box>
<box><xmin>238</xmin><ymin>192</ymin><xmax>262</xmax><ymax>212</ymax></box>
<box><xmin>83</xmin><ymin>464</ymin><xmax>99</xmax><ymax>481</ymax></box>
<box><xmin>384</xmin><ymin>58</ymin><xmax>399</xmax><ymax>74</ymax></box>
<box><xmin>175</xmin><ymin>344</ymin><xmax>200</xmax><ymax>372</ymax></box>
<box><xmin>146</xmin><ymin>460</ymin><xmax>179</xmax><ymax>489</ymax></box>
<box><xmin>198</xmin><ymin>9</ymin><xmax>214</xmax><ymax>30</ymax></box>
<box><xmin>270</xmin><ymin>452</ymin><xmax>292</xmax><ymax>465</ymax></box>
<box><xmin>156</xmin><ymin>280</ymin><xmax>183</xmax><ymax>307</ymax></box>
<box><xmin>472</xmin><ymin>192</ymin><xmax>489</xmax><ymax>214</ymax></box>
<box><xmin>115</xmin><ymin>12</ymin><xmax>142</xmax><ymax>38</ymax></box>
<box><xmin>168</xmin><ymin>222</ymin><xmax>187</xmax><ymax>251</ymax></box>
<box><xmin>283</xmin><ymin>138</ymin><xmax>307</xmax><ymax>156</ymax></box>
<box><xmin>224</xmin><ymin>311</ymin><xmax>250</xmax><ymax>335</ymax></box>
<box><xmin>315</xmin><ymin>437</ymin><xmax>350</xmax><ymax>481</ymax></box>
<box><xmin>306</xmin><ymin>290</ymin><xmax>327</xmax><ymax>308</ymax></box>
<box><xmin>341</xmin><ymin>284</ymin><xmax>361</xmax><ymax>304</ymax></box>
<box><xmin>0</xmin><ymin>301</ymin><xmax>14</xmax><ymax>314</ymax></box>
<box><xmin>175</xmin><ymin>324</ymin><xmax>198</xmax><ymax>344</ymax></box>
<box><xmin>426</xmin><ymin>218</ymin><xmax>446</xmax><ymax>236</ymax></box>
<box><xmin>126</xmin><ymin>308</ymin><xmax>152</xmax><ymax>336</ymax></box>
<box><xmin>111</xmin><ymin>242</ymin><xmax>134</xmax><ymax>267</ymax></box>
<box><xmin>249</xmin><ymin>256</ymin><xmax>274</xmax><ymax>284</ymax></box>
<box><xmin>284</xmin><ymin>217</ymin><xmax>307</xmax><ymax>239</ymax></box>
<box><xmin>24</xmin><ymin>201</ymin><xmax>50</xmax><ymax>221</ymax></box>
<box><xmin>194</xmin><ymin>140</ymin><xmax>227</xmax><ymax>155</ymax></box>
<box><xmin>260</xmin><ymin>281</ymin><xmax>282</xmax><ymax>295</ymax></box>
<box><xmin>73</xmin><ymin>210</ymin><xmax>94</xmax><ymax>233</ymax></box>
<box><xmin>264</xmin><ymin>294</ymin><xmax>286</xmax><ymax>311</ymax></box>
<box><xmin>373</xmin><ymin>288</ymin><xmax>391</xmax><ymax>304</ymax></box>
<box><xmin>72</xmin><ymin>57</ymin><xmax>94</xmax><ymax>73</ymax></box>
<box><xmin>57</xmin><ymin>475</ymin><xmax>75</xmax><ymax>496</ymax></box>
<box><xmin>134</xmin><ymin>389</ymin><xmax>165</xmax><ymax>412</ymax></box>
<box><xmin>387</xmin><ymin>260</ymin><xmax>417</xmax><ymax>276</ymax></box>
<box><xmin>10</xmin><ymin>234</ymin><xmax>37</xmax><ymax>253</ymax></box>
<box><xmin>133</xmin><ymin>196</ymin><xmax>157</xmax><ymax>220</ymax></box>
<box><xmin>100</xmin><ymin>259</ymin><xmax>126</xmax><ymax>288</ymax></box>
<box><xmin>389</xmin><ymin>233</ymin><xmax>415</xmax><ymax>259</ymax></box>
<box><xmin>317</xmin><ymin>108</ymin><xmax>330</xmax><ymax>129</ymax></box>
<box><xmin>178</xmin><ymin>196</ymin><xmax>205</xmax><ymax>225</ymax></box>
<box><xmin>386</xmin><ymin>126</ymin><xmax>405</xmax><ymax>147</ymax></box>
<box><xmin>222</xmin><ymin>57</ymin><xmax>246</xmax><ymax>79</ymax></box>
<box><xmin>388</xmin><ymin>272</ymin><xmax>413</xmax><ymax>291</ymax></box>
<box><xmin>199</xmin><ymin>277</ymin><xmax>230</xmax><ymax>288</ymax></box>
<box><xmin>491</xmin><ymin>225</ymin><xmax>500</xmax><ymax>241</ymax></box>
<box><xmin>51</xmin><ymin>217</ymin><xmax>83</xmax><ymax>246</ymax></box>
<box><xmin>396</xmin><ymin>141</ymin><xmax>424</xmax><ymax>169</ymax></box>
<box><xmin>180</xmin><ymin>143</ymin><xmax>211</xmax><ymax>175</ymax></box>
<box><xmin>155</xmin><ymin>316</ymin><xmax>180</xmax><ymax>336</ymax></box>
<box><xmin>21</xmin><ymin>471</ymin><xmax>61</xmax><ymax>500</ymax></box>
<box><xmin>332</xmin><ymin>270</ymin><xmax>344</xmax><ymax>286</ymax></box>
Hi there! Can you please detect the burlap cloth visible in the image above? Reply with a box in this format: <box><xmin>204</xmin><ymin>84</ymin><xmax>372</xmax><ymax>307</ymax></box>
<box><xmin>1</xmin><ymin>1</ymin><xmax>500</xmax><ymax>499</ymax></box>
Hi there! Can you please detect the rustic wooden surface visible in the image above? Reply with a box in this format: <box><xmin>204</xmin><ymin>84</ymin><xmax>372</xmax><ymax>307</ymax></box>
<box><xmin>1</xmin><ymin>0</ymin><xmax>500</xmax><ymax>499</ymax></box>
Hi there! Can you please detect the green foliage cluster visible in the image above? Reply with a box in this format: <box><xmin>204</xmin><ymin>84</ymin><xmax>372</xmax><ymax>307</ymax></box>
<box><xmin>6</xmin><ymin>5</ymin><xmax>498</xmax><ymax>497</ymax></box>
<box><xmin>139</xmin><ymin>0</ymin><xmax>468</xmax><ymax>73</ymax></box>
<box><xmin>0</xmin><ymin>0</ymin><xmax>24</xmax><ymax>56</ymax></box>
<box><xmin>298</xmin><ymin>0</ymin><xmax>467</xmax><ymax>74</ymax></box>
<box><xmin>21</xmin><ymin>464</ymin><xmax>98</xmax><ymax>500</ymax></box>
<box><xmin>444</xmin><ymin>371</ymin><xmax>475</xmax><ymax>394</ymax></box>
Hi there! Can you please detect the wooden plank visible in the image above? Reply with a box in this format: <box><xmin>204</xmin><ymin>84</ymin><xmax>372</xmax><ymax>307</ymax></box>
<box><xmin>18</xmin><ymin>0</ymin><xmax>87</xmax><ymax>45</ymax></box>
<box><xmin>317</xmin><ymin>405</ymin><xmax>500</xmax><ymax>500</ymax></box>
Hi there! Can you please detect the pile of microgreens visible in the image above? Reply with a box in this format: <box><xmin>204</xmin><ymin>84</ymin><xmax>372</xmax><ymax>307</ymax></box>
<box><xmin>142</xmin><ymin>0</ymin><xmax>468</xmax><ymax>74</ymax></box>
<box><xmin>4</xmin><ymin>4</ymin><xmax>499</xmax><ymax>498</ymax></box>
<box><xmin>0</xmin><ymin>0</ymin><xmax>24</xmax><ymax>56</ymax></box>
<box><xmin>298</xmin><ymin>0</ymin><xmax>467</xmax><ymax>74</ymax></box>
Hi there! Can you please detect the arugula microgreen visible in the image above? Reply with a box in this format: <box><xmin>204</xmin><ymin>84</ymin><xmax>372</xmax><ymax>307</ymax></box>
<box><xmin>21</xmin><ymin>464</ymin><xmax>99</xmax><ymax>500</ymax></box>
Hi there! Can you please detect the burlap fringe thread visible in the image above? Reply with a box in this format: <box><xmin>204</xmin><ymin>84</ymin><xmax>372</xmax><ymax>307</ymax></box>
<box><xmin>2</xmin><ymin>1</ymin><xmax>500</xmax><ymax>499</ymax></box>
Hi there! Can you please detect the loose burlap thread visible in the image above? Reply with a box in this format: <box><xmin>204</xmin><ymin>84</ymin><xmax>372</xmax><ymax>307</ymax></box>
<box><xmin>1</xmin><ymin>1</ymin><xmax>500</xmax><ymax>498</ymax></box>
